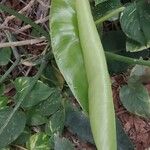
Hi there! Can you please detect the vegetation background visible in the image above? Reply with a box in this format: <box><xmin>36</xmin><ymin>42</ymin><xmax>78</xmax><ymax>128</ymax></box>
<box><xmin>0</xmin><ymin>0</ymin><xmax>150</xmax><ymax>150</ymax></box>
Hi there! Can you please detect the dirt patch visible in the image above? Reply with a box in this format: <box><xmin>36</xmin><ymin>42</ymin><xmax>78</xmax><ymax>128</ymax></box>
<box><xmin>113</xmin><ymin>75</ymin><xmax>150</xmax><ymax>150</ymax></box>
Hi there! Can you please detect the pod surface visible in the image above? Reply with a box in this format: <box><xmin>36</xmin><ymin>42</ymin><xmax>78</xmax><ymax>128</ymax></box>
<box><xmin>50</xmin><ymin>0</ymin><xmax>117</xmax><ymax>149</ymax></box>
<box><xmin>76</xmin><ymin>0</ymin><xmax>116</xmax><ymax>149</ymax></box>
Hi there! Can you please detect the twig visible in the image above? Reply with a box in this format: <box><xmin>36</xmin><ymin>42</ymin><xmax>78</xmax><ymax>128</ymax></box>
<box><xmin>0</xmin><ymin>26</ymin><xmax>40</xmax><ymax>38</ymax></box>
<box><xmin>25</xmin><ymin>66</ymin><xmax>32</xmax><ymax>76</ymax></box>
<box><xmin>5</xmin><ymin>31</ymin><xmax>19</xmax><ymax>58</ymax></box>
<box><xmin>11</xmin><ymin>145</ymin><xmax>28</xmax><ymax>150</ymax></box>
<box><xmin>0</xmin><ymin>4</ymin><xmax>50</xmax><ymax>41</ymax></box>
<box><xmin>37</xmin><ymin>0</ymin><xmax>50</xmax><ymax>8</ymax></box>
<box><xmin>95</xmin><ymin>6</ymin><xmax>125</xmax><ymax>25</ymax></box>
<box><xmin>15</xmin><ymin>16</ymin><xmax>49</xmax><ymax>34</ymax></box>
<box><xmin>1</xmin><ymin>0</ymin><xmax>35</xmax><ymax>26</ymax></box>
<box><xmin>0</xmin><ymin>37</ymin><xmax>46</xmax><ymax>48</ymax></box>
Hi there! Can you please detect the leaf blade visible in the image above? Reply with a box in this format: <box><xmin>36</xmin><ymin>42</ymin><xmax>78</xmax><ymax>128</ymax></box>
<box><xmin>50</xmin><ymin>0</ymin><xmax>88</xmax><ymax>113</ymax></box>
<box><xmin>0</xmin><ymin>109</ymin><xmax>26</xmax><ymax>148</ymax></box>
<box><xmin>120</xmin><ymin>83</ymin><xmax>150</xmax><ymax>118</ymax></box>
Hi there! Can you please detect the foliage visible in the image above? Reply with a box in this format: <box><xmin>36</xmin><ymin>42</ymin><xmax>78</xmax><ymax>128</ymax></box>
<box><xmin>26</xmin><ymin>132</ymin><xmax>51</xmax><ymax>150</ymax></box>
<box><xmin>54</xmin><ymin>134</ymin><xmax>74</xmax><ymax>150</ymax></box>
<box><xmin>120</xmin><ymin>65</ymin><xmax>150</xmax><ymax>119</ymax></box>
<box><xmin>0</xmin><ymin>0</ymin><xmax>150</xmax><ymax>149</ymax></box>
<box><xmin>0</xmin><ymin>108</ymin><xmax>26</xmax><ymax>148</ymax></box>
<box><xmin>120</xmin><ymin>0</ymin><xmax>150</xmax><ymax>52</ymax></box>
<box><xmin>0</xmin><ymin>48</ymin><xmax>11</xmax><ymax>66</ymax></box>
<box><xmin>14</xmin><ymin>77</ymin><xmax>53</xmax><ymax>107</ymax></box>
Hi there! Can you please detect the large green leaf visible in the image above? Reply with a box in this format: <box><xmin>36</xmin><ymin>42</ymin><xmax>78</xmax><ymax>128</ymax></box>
<box><xmin>26</xmin><ymin>110</ymin><xmax>47</xmax><ymax>126</ymax></box>
<box><xmin>0</xmin><ymin>96</ymin><xmax>8</xmax><ymax>110</ymax></box>
<box><xmin>137</xmin><ymin>0</ymin><xmax>150</xmax><ymax>45</ymax></box>
<box><xmin>51</xmin><ymin>1</ymin><xmax>116</xmax><ymax>149</ymax></box>
<box><xmin>102</xmin><ymin>30</ymin><xmax>149</xmax><ymax>74</ymax></box>
<box><xmin>65</xmin><ymin>103</ymin><xmax>94</xmax><ymax>144</ymax></box>
<box><xmin>120</xmin><ymin>3</ymin><xmax>145</xmax><ymax>45</ymax></box>
<box><xmin>50</xmin><ymin>0</ymin><xmax>88</xmax><ymax>112</ymax></box>
<box><xmin>130</xmin><ymin>64</ymin><xmax>150</xmax><ymax>83</ymax></box>
<box><xmin>116</xmin><ymin>119</ymin><xmax>134</xmax><ymax>150</ymax></box>
<box><xmin>0</xmin><ymin>108</ymin><xmax>26</xmax><ymax>148</ymax></box>
<box><xmin>120</xmin><ymin>82</ymin><xmax>150</xmax><ymax>118</ymax></box>
<box><xmin>120</xmin><ymin>0</ymin><xmax>150</xmax><ymax>52</ymax></box>
<box><xmin>26</xmin><ymin>133</ymin><xmax>51</xmax><ymax>150</ymax></box>
<box><xmin>65</xmin><ymin>102</ymin><xmax>134</xmax><ymax>149</ymax></box>
<box><xmin>33</xmin><ymin>89</ymin><xmax>63</xmax><ymax>116</ymax></box>
<box><xmin>45</xmin><ymin>109</ymin><xmax>65</xmax><ymax>136</ymax></box>
<box><xmin>14</xmin><ymin>77</ymin><xmax>52</xmax><ymax>108</ymax></box>
<box><xmin>126</xmin><ymin>38</ymin><xmax>147</xmax><ymax>52</ymax></box>
<box><xmin>14</xmin><ymin>127</ymin><xmax>31</xmax><ymax>146</ymax></box>
<box><xmin>92</xmin><ymin>0</ymin><xmax>121</xmax><ymax>20</ymax></box>
<box><xmin>41</xmin><ymin>65</ymin><xmax>64</xmax><ymax>88</ymax></box>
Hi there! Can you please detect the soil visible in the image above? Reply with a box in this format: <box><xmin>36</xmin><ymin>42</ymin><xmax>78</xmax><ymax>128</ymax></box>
<box><xmin>113</xmin><ymin>75</ymin><xmax>150</xmax><ymax>150</ymax></box>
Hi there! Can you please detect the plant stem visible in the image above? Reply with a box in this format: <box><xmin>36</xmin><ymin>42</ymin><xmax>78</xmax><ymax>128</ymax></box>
<box><xmin>95</xmin><ymin>6</ymin><xmax>125</xmax><ymax>25</ymax></box>
<box><xmin>12</xmin><ymin>145</ymin><xmax>28</xmax><ymax>150</ymax></box>
<box><xmin>0</xmin><ymin>31</ymin><xmax>20</xmax><ymax>84</ymax></box>
<box><xmin>0</xmin><ymin>4</ymin><xmax>50</xmax><ymax>41</ymax></box>
<box><xmin>105</xmin><ymin>51</ymin><xmax>150</xmax><ymax>67</ymax></box>
<box><xmin>94</xmin><ymin>6</ymin><xmax>150</xmax><ymax>67</ymax></box>
<box><xmin>0</xmin><ymin>37</ymin><xmax>46</xmax><ymax>48</ymax></box>
<box><xmin>0</xmin><ymin>59</ymin><xmax>20</xmax><ymax>84</ymax></box>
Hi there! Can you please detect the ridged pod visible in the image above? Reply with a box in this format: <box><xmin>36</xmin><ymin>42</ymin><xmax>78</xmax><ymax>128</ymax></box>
<box><xmin>50</xmin><ymin>0</ymin><xmax>117</xmax><ymax>149</ymax></box>
<box><xmin>76</xmin><ymin>0</ymin><xmax>116</xmax><ymax>149</ymax></box>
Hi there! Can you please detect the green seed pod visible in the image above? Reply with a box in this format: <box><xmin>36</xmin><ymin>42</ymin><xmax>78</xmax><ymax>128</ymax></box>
<box><xmin>76</xmin><ymin>0</ymin><xmax>117</xmax><ymax>149</ymax></box>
